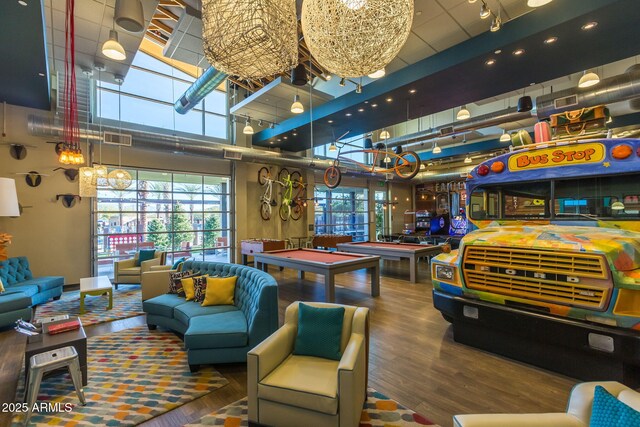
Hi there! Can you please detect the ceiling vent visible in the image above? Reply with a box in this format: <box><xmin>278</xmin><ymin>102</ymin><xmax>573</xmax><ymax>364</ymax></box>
<box><xmin>553</xmin><ymin>94</ymin><xmax>578</xmax><ymax>110</ymax></box>
<box><xmin>103</xmin><ymin>131</ymin><xmax>132</xmax><ymax>147</ymax></box>
<box><xmin>223</xmin><ymin>149</ymin><xmax>242</xmax><ymax>160</ymax></box>
<box><xmin>439</xmin><ymin>126</ymin><xmax>454</xmax><ymax>136</ymax></box>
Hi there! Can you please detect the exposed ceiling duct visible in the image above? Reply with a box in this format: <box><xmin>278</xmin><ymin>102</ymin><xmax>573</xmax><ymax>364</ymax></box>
<box><xmin>27</xmin><ymin>114</ymin><xmax>335</xmax><ymax>171</ymax></box>
<box><xmin>535</xmin><ymin>69</ymin><xmax>640</xmax><ymax>119</ymax></box>
<box><xmin>382</xmin><ymin>107</ymin><xmax>533</xmax><ymax>149</ymax></box>
<box><xmin>174</xmin><ymin>66</ymin><xmax>228</xmax><ymax>114</ymax></box>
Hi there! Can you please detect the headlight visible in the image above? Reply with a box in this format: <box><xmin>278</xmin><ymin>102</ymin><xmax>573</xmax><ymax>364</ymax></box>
<box><xmin>435</xmin><ymin>265</ymin><xmax>455</xmax><ymax>281</ymax></box>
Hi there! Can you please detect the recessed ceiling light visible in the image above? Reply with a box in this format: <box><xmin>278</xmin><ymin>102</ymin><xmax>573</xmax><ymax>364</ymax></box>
<box><xmin>386</xmin><ymin>97</ymin><xmax>393</xmax><ymax>102</ymax></box>
<box><xmin>269</xmin><ymin>141</ymin><xmax>274</xmax><ymax>145</ymax></box>
<box><xmin>416</xmin><ymin>10</ymin><xmax>422</xmax><ymax>15</ymax></box>
<box><xmin>409</xmin><ymin>89</ymin><xmax>416</xmax><ymax>94</ymax></box>
<box><xmin>293</xmin><ymin>130</ymin><xmax>298</xmax><ymax>136</ymax></box>
<box><xmin>485</xmin><ymin>59</ymin><xmax>496</xmax><ymax>66</ymax></box>
<box><xmin>277</xmin><ymin>138</ymin><xmax>281</xmax><ymax>141</ymax></box>
<box><xmin>328</xmin><ymin>120</ymin><xmax>334</xmax><ymax>123</ymax></box>
<box><xmin>358</xmin><ymin>108</ymin><xmax>364</xmax><ymax>112</ymax></box>
<box><xmin>513</xmin><ymin>48</ymin><xmax>525</xmax><ymax>56</ymax></box>
<box><xmin>372</xmin><ymin>103</ymin><xmax>378</xmax><ymax>107</ymax></box>
<box><xmin>581</xmin><ymin>21</ymin><xmax>598</xmax><ymax>30</ymax></box>
<box><xmin>283</xmin><ymin>136</ymin><xmax>288</xmax><ymax>140</ymax></box>
<box><xmin>544</xmin><ymin>36</ymin><xmax>558</xmax><ymax>44</ymax></box>
<box><xmin>18</xmin><ymin>0</ymin><xmax>27</xmax><ymax>6</ymax></box>
<box><xmin>364</xmin><ymin>100</ymin><xmax>369</xmax><ymax>104</ymax></box>
<box><xmin>38</xmin><ymin>72</ymin><xmax>45</xmax><ymax>76</ymax></box>
<box><xmin>530</xmin><ymin>82</ymin><xmax>535</xmax><ymax>86</ymax></box>
<box><xmin>494</xmin><ymin>49</ymin><xmax>502</xmax><ymax>54</ymax></box>
<box><xmin>345</xmin><ymin>113</ymin><xmax>352</xmax><ymax>117</ymax></box>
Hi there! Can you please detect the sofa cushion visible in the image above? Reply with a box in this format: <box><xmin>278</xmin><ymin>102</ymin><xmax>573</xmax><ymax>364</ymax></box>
<box><xmin>258</xmin><ymin>354</ymin><xmax>339</xmax><ymax>415</ymax></box>
<box><xmin>0</xmin><ymin>292</ymin><xmax>32</xmax><ymax>312</ymax></box>
<box><xmin>119</xmin><ymin>267</ymin><xmax>141</xmax><ymax>276</ymax></box>
<box><xmin>590</xmin><ymin>385</ymin><xmax>640</xmax><ymax>427</ymax></box>
<box><xmin>6</xmin><ymin>285</ymin><xmax>39</xmax><ymax>298</ymax></box>
<box><xmin>174</xmin><ymin>301</ymin><xmax>237</xmax><ymax>326</ymax></box>
<box><xmin>143</xmin><ymin>293</ymin><xmax>186</xmax><ymax>318</ymax></box>
<box><xmin>184</xmin><ymin>310</ymin><xmax>248</xmax><ymax>349</ymax></box>
<box><xmin>0</xmin><ymin>257</ymin><xmax>33</xmax><ymax>286</ymax></box>
<box><xmin>18</xmin><ymin>277</ymin><xmax>64</xmax><ymax>292</ymax></box>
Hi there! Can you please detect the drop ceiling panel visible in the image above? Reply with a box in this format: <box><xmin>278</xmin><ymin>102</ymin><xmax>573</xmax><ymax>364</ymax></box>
<box><xmin>436</xmin><ymin>0</ymin><xmax>466</xmax><ymax>10</ymax></box>
<box><xmin>448</xmin><ymin>2</ymin><xmax>490</xmax><ymax>37</ymax></box>
<box><xmin>412</xmin><ymin>0</ymin><xmax>445</xmax><ymax>27</ymax></box>
<box><xmin>397</xmin><ymin>33</ymin><xmax>437</xmax><ymax>64</ymax></box>
<box><xmin>501</xmin><ymin>0</ymin><xmax>532</xmax><ymax>20</ymax></box>
<box><xmin>413</xmin><ymin>12</ymin><xmax>469</xmax><ymax>52</ymax></box>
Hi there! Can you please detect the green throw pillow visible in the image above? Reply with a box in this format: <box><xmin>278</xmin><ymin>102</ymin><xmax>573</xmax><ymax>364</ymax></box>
<box><xmin>136</xmin><ymin>249</ymin><xmax>156</xmax><ymax>266</ymax></box>
<box><xmin>293</xmin><ymin>303</ymin><xmax>344</xmax><ymax>361</ymax></box>
<box><xmin>590</xmin><ymin>385</ymin><xmax>640</xmax><ymax>427</ymax></box>
<box><xmin>171</xmin><ymin>256</ymin><xmax>187</xmax><ymax>270</ymax></box>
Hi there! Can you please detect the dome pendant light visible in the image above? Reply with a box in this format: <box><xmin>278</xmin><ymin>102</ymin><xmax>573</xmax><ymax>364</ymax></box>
<box><xmin>464</xmin><ymin>156</ymin><xmax>472</xmax><ymax>164</ymax></box>
<box><xmin>517</xmin><ymin>95</ymin><xmax>533</xmax><ymax>112</ymax></box>
<box><xmin>432</xmin><ymin>142</ymin><xmax>442</xmax><ymax>154</ymax></box>
<box><xmin>328</xmin><ymin>141</ymin><xmax>337</xmax><ymax>152</ymax></box>
<box><xmin>456</xmin><ymin>105</ymin><xmax>470</xmax><ymax>120</ymax></box>
<box><xmin>243</xmin><ymin>118</ymin><xmax>254</xmax><ymax>135</ymax></box>
<box><xmin>102</xmin><ymin>29</ymin><xmax>126</xmax><ymax>60</ymax></box>
<box><xmin>291</xmin><ymin>94</ymin><xmax>304</xmax><ymax>114</ymax></box>
<box><xmin>578</xmin><ymin>70</ymin><xmax>600</xmax><ymax>88</ymax></box>
<box><xmin>368</xmin><ymin>68</ymin><xmax>386</xmax><ymax>79</ymax></box>
<box><xmin>500</xmin><ymin>129</ymin><xmax>511</xmax><ymax>142</ymax></box>
<box><xmin>380</xmin><ymin>129</ymin><xmax>391</xmax><ymax>140</ymax></box>
<box><xmin>114</xmin><ymin>0</ymin><xmax>145</xmax><ymax>33</ymax></box>
<box><xmin>291</xmin><ymin>63</ymin><xmax>308</xmax><ymax>86</ymax></box>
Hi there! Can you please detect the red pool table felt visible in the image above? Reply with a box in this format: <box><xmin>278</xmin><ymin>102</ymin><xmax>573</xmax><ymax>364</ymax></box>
<box><xmin>343</xmin><ymin>242</ymin><xmax>429</xmax><ymax>250</ymax></box>
<box><xmin>265</xmin><ymin>249</ymin><xmax>367</xmax><ymax>264</ymax></box>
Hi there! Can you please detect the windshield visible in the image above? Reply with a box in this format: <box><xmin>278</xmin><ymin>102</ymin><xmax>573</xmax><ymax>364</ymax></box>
<box><xmin>470</xmin><ymin>173</ymin><xmax>640</xmax><ymax>221</ymax></box>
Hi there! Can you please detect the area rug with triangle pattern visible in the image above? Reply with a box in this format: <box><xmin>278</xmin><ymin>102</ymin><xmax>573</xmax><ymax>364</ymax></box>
<box><xmin>12</xmin><ymin>327</ymin><xmax>228</xmax><ymax>426</ymax></box>
<box><xmin>183</xmin><ymin>389</ymin><xmax>439</xmax><ymax>426</ymax></box>
<box><xmin>34</xmin><ymin>286</ymin><xmax>144</xmax><ymax>327</ymax></box>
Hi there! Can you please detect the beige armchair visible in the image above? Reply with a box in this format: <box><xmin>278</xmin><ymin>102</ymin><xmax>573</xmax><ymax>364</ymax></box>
<box><xmin>113</xmin><ymin>251</ymin><xmax>166</xmax><ymax>289</ymax></box>
<box><xmin>453</xmin><ymin>381</ymin><xmax>640</xmax><ymax>427</ymax></box>
<box><xmin>140</xmin><ymin>266</ymin><xmax>176</xmax><ymax>301</ymax></box>
<box><xmin>248</xmin><ymin>301</ymin><xmax>369</xmax><ymax>427</ymax></box>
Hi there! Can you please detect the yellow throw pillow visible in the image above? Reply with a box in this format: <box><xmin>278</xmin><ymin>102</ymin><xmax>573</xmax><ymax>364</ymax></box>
<box><xmin>182</xmin><ymin>275</ymin><xmax>207</xmax><ymax>301</ymax></box>
<box><xmin>0</xmin><ymin>277</ymin><xmax>4</xmax><ymax>293</ymax></box>
<box><xmin>202</xmin><ymin>276</ymin><xmax>238</xmax><ymax>306</ymax></box>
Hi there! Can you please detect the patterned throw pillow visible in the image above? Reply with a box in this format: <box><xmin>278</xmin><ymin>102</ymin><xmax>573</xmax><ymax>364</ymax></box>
<box><xmin>168</xmin><ymin>270</ymin><xmax>193</xmax><ymax>295</ymax></box>
<box><xmin>193</xmin><ymin>276</ymin><xmax>209</xmax><ymax>303</ymax></box>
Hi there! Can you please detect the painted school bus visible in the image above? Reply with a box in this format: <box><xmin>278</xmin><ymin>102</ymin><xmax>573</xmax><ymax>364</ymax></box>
<box><xmin>431</xmin><ymin>138</ymin><xmax>640</xmax><ymax>383</ymax></box>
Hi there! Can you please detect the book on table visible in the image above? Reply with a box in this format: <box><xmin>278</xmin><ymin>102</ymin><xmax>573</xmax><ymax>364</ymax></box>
<box><xmin>46</xmin><ymin>318</ymin><xmax>81</xmax><ymax>335</ymax></box>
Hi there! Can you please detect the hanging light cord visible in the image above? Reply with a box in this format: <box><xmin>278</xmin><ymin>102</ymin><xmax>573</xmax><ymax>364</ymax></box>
<box><xmin>63</xmin><ymin>0</ymin><xmax>79</xmax><ymax>154</ymax></box>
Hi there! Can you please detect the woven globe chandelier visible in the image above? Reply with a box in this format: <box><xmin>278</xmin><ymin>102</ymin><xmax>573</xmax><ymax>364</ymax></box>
<box><xmin>201</xmin><ymin>0</ymin><xmax>298</xmax><ymax>80</ymax></box>
<box><xmin>302</xmin><ymin>0</ymin><xmax>414</xmax><ymax>78</ymax></box>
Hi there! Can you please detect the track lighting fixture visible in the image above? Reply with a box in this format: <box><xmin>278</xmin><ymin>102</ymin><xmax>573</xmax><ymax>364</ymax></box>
<box><xmin>269</xmin><ymin>122</ymin><xmax>275</xmax><ymax>129</ymax></box>
<box><xmin>457</xmin><ymin>105</ymin><xmax>471</xmax><ymax>120</ymax></box>
<box><xmin>339</xmin><ymin>78</ymin><xmax>346</xmax><ymax>87</ymax></box>
<box><xmin>356</xmin><ymin>83</ymin><xmax>362</xmax><ymax>94</ymax></box>
<box><xmin>243</xmin><ymin>118</ymin><xmax>254</xmax><ymax>135</ymax></box>
<box><xmin>480</xmin><ymin>1</ymin><xmax>491</xmax><ymax>19</ymax></box>
<box><xmin>490</xmin><ymin>15</ymin><xmax>501</xmax><ymax>32</ymax></box>
<box><xmin>258</xmin><ymin>119</ymin><xmax>263</xmax><ymax>127</ymax></box>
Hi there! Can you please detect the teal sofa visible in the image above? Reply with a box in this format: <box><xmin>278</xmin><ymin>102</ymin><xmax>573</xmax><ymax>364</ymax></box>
<box><xmin>142</xmin><ymin>261</ymin><xmax>279</xmax><ymax>371</ymax></box>
<box><xmin>0</xmin><ymin>257</ymin><xmax>64</xmax><ymax>329</ymax></box>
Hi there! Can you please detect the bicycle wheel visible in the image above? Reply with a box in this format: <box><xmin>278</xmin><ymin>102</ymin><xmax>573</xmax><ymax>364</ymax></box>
<box><xmin>323</xmin><ymin>166</ymin><xmax>342</xmax><ymax>188</ymax></box>
<box><xmin>394</xmin><ymin>151</ymin><xmax>421</xmax><ymax>179</ymax></box>
<box><xmin>258</xmin><ymin>167</ymin><xmax>270</xmax><ymax>185</ymax></box>
<box><xmin>290</xmin><ymin>171</ymin><xmax>302</xmax><ymax>188</ymax></box>
<box><xmin>279</xmin><ymin>203</ymin><xmax>290</xmax><ymax>221</ymax></box>
<box><xmin>278</xmin><ymin>168</ymin><xmax>290</xmax><ymax>183</ymax></box>
<box><xmin>291</xmin><ymin>204</ymin><xmax>303</xmax><ymax>221</ymax></box>
<box><xmin>260</xmin><ymin>201</ymin><xmax>271</xmax><ymax>220</ymax></box>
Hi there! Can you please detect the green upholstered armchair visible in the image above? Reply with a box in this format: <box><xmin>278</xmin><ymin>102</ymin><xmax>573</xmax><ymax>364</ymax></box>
<box><xmin>248</xmin><ymin>301</ymin><xmax>369</xmax><ymax>427</ymax></box>
<box><xmin>113</xmin><ymin>251</ymin><xmax>166</xmax><ymax>289</ymax></box>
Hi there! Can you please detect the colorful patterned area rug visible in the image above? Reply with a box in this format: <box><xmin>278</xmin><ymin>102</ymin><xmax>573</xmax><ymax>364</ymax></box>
<box><xmin>34</xmin><ymin>287</ymin><xmax>144</xmax><ymax>327</ymax></box>
<box><xmin>184</xmin><ymin>389</ymin><xmax>439</xmax><ymax>426</ymax></box>
<box><xmin>12</xmin><ymin>327</ymin><xmax>228</xmax><ymax>426</ymax></box>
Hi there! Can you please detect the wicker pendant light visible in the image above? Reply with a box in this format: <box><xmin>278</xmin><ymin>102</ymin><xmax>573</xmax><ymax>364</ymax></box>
<box><xmin>201</xmin><ymin>0</ymin><xmax>298</xmax><ymax>79</ymax></box>
<box><xmin>301</xmin><ymin>0</ymin><xmax>413</xmax><ymax>78</ymax></box>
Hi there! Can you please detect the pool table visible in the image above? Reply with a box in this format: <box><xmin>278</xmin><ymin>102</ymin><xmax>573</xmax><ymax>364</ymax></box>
<box><xmin>252</xmin><ymin>248</ymin><xmax>380</xmax><ymax>302</ymax></box>
<box><xmin>336</xmin><ymin>241</ymin><xmax>444</xmax><ymax>283</ymax></box>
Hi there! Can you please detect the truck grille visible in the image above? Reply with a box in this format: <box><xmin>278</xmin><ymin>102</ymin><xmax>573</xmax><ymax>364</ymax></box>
<box><xmin>463</xmin><ymin>246</ymin><xmax>611</xmax><ymax>310</ymax></box>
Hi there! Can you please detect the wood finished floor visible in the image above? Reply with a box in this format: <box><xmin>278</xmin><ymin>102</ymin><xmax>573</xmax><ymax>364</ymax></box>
<box><xmin>0</xmin><ymin>259</ymin><xmax>577</xmax><ymax>427</ymax></box>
